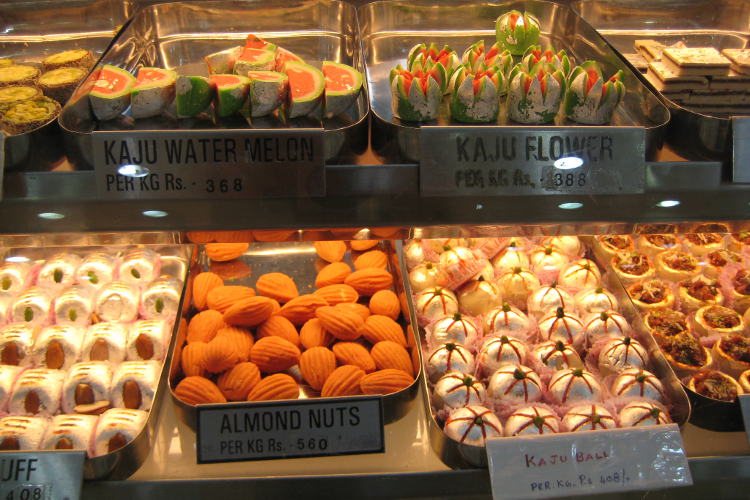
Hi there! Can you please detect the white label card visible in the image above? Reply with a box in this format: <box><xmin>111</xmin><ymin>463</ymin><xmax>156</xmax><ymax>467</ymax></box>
<box><xmin>738</xmin><ymin>394</ymin><xmax>750</xmax><ymax>445</ymax></box>
<box><xmin>0</xmin><ymin>451</ymin><xmax>85</xmax><ymax>500</ymax></box>
<box><xmin>486</xmin><ymin>424</ymin><xmax>691</xmax><ymax>500</ymax></box>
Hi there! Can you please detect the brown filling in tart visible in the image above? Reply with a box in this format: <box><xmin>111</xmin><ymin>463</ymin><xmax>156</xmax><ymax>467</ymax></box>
<box><xmin>693</xmin><ymin>223</ymin><xmax>729</xmax><ymax>233</ymax></box>
<box><xmin>662</xmin><ymin>333</ymin><xmax>707</xmax><ymax>366</ymax></box>
<box><xmin>601</xmin><ymin>235</ymin><xmax>632</xmax><ymax>250</ymax></box>
<box><xmin>681</xmin><ymin>279</ymin><xmax>719</xmax><ymax>302</ymax></box>
<box><xmin>646</xmin><ymin>309</ymin><xmax>688</xmax><ymax>337</ymax></box>
<box><xmin>692</xmin><ymin>370</ymin><xmax>738</xmax><ymax>401</ymax></box>
<box><xmin>685</xmin><ymin>233</ymin><xmax>722</xmax><ymax>246</ymax></box>
<box><xmin>702</xmin><ymin>306</ymin><xmax>741</xmax><ymax>329</ymax></box>
<box><xmin>644</xmin><ymin>234</ymin><xmax>677</xmax><ymax>248</ymax></box>
<box><xmin>615</xmin><ymin>253</ymin><xmax>650</xmax><ymax>275</ymax></box>
<box><xmin>721</xmin><ymin>335</ymin><xmax>750</xmax><ymax>363</ymax></box>
<box><xmin>733</xmin><ymin>269</ymin><xmax>750</xmax><ymax>295</ymax></box>
<box><xmin>708</xmin><ymin>250</ymin><xmax>741</xmax><ymax>268</ymax></box>
<box><xmin>732</xmin><ymin>232</ymin><xmax>750</xmax><ymax>245</ymax></box>
<box><xmin>662</xmin><ymin>252</ymin><xmax>698</xmax><ymax>272</ymax></box>
<box><xmin>630</xmin><ymin>280</ymin><xmax>668</xmax><ymax>304</ymax></box>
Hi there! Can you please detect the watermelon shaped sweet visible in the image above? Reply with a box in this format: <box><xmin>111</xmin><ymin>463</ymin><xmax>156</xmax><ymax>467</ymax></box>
<box><xmin>284</xmin><ymin>61</ymin><xmax>324</xmax><ymax>118</ymax></box>
<box><xmin>247</xmin><ymin>70</ymin><xmax>287</xmax><ymax>117</ymax></box>
<box><xmin>389</xmin><ymin>64</ymin><xmax>441</xmax><ymax>122</ymax></box>
<box><xmin>450</xmin><ymin>65</ymin><xmax>504</xmax><ymax>123</ymax></box>
<box><xmin>89</xmin><ymin>64</ymin><xmax>135</xmax><ymax>120</ymax></box>
<box><xmin>245</xmin><ymin>34</ymin><xmax>276</xmax><ymax>51</ymax></box>
<box><xmin>274</xmin><ymin>47</ymin><xmax>305</xmax><ymax>72</ymax></box>
<box><xmin>131</xmin><ymin>67</ymin><xmax>177</xmax><ymax>119</ymax></box>
<box><xmin>210</xmin><ymin>74</ymin><xmax>250</xmax><ymax>118</ymax></box>
<box><xmin>462</xmin><ymin>40</ymin><xmax>513</xmax><ymax>74</ymax></box>
<box><xmin>235</xmin><ymin>47</ymin><xmax>277</xmax><ymax>75</ymax></box>
<box><xmin>496</xmin><ymin>10</ymin><xmax>541</xmax><ymax>56</ymax></box>
<box><xmin>564</xmin><ymin>61</ymin><xmax>625</xmax><ymax>124</ymax></box>
<box><xmin>407</xmin><ymin>43</ymin><xmax>460</xmax><ymax>78</ymax></box>
<box><xmin>205</xmin><ymin>46</ymin><xmax>242</xmax><ymax>75</ymax></box>
<box><xmin>521</xmin><ymin>45</ymin><xmax>575</xmax><ymax>79</ymax></box>
<box><xmin>175</xmin><ymin>75</ymin><xmax>213</xmax><ymax>117</ymax></box>
<box><xmin>322</xmin><ymin>61</ymin><xmax>363</xmax><ymax>117</ymax></box>
<box><xmin>507</xmin><ymin>61</ymin><xmax>565</xmax><ymax>124</ymax></box>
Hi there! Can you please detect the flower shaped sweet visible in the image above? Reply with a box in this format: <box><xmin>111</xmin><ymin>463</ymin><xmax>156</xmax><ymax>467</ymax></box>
<box><xmin>461</xmin><ymin>40</ymin><xmax>513</xmax><ymax>74</ymax></box>
<box><xmin>495</xmin><ymin>10</ymin><xmax>541</xmax><ymax>56</ymax></box>
<box><xmin>407</xmin><ymin>43</ymin><xmax>461</xmax><ymax>79</ymax></box>
<box><xmin>507</xmin><ymin>62</ymin><xmax>565</xmax><ymax>124</ymax></box>
<box><xmin>450</xmin><ymin>64</ymin><xmax>505</xmax><ymax>123</ymax></box>
<box><xmin>389</xmin><ymin>64</ymin><xmax>442</xmax><ymax>122</ymax></box>
<box><xmin>564</xmin><ymin>61</ymin><xmax>625</xmax><ymax>124</ymax></box>
<box><xmin>520</xmin><ymin>45</ymin><xmax>575</xmax><ymax>78</ymax></box>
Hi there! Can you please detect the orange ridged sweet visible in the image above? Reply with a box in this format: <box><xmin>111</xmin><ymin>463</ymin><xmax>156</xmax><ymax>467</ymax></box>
<box><xmin>332</xmin><ymin>342</ymin><xmax>376</xmax><ymax>373</ymax></box>
<box><xmin>315</xmin><ymin>262</ymin><xmax>352</xmax><ymax>288</ymax></box>
<box><xmin>223</xmin><ymin>296</ymin><xmax>280</xmax><ymax>327</ymax></box>
<box><xmin>349</xmin><ymin>240</ymin><xmax>380</xmax><ymax>252</ymax></box>
<box><xmin>368</xmin><ymin>290</ymin><xmax>400</xmax><ymax>320</ymax></box>
<box><xmin>249</xmin><ymin>336</ymin><xmax>300</xmax><ymax>373</ymax></box>
<box><xmin>253</xmin><ymin>230</ymin><xmax>296</xmax><ymax>242</ymax></box>
<box><xmin>359</xmin><ymin>315</ymin><xmax>407</xmax><ymax>346</ymax></box>
<box><xmin>313</xmin><ymin>284</ymin><xmax>359</xmax><ymax>306</ymax></box>
<box><xmin>321</xmin><ymin>365</ymin><xmax>365</xmax><ymax>397</ymax></box>
<box><xmin>353</xmin><ymin>250</ymin><xmax>388</xmax><ymax>270</ymax></box>
<box><xmin>175</xmin><ymin>376</ymin><xmax>226</xmax><ymax>405</ymax></box>
<box><xmin>203</xmin><ymin>334</ymin><xmax>243</xmax><ymax>373</ymax></box>
<box><xmin>247</xmin><ymin>373</ymin><xmax>299</xmax><ymax>401</ymax></box>
<box><xmin>205</xmin><ymin>242</ymin><xmax>249</xmax><ymax>262</ymax></box>
<box><xmin>217</xmin><ymin>362</ymin><xmax>261</xmax><ymax>401</ymax></box>
<box><xmin>299</xmin><ymin>319</ymin><xmax>333</xmax><ymax>349</ymax></box>
<box><xmin>180</xmin><ymin>342</ymin><xmax>207</xmax><ymax>377</ymax></box>
<box><xmin>399</xmin><ymin>292</ymin><xmax>411</xmax><ymax>322</ymax></box>
<box><xmin>209</xmin><ymin>259</ymin><xmax>252</xmax><ymax>281</ymax></box>
<box><xmin>187</xmin><ymin>310</ymin><xmax>227</xmax><ymax>343</ymax></box>
<box><xmin>216</xmin><ymin>326</ymin><xmax>254</xmax><ymax>362</ymax></box>
<box><xmin>360</xmin><ymin>369</ymin><xmax>413</xmax><ymax>395</ymax></box>
<box><xmin>370</xmin><ymin>341</ymin><xmax>414</xmax><ymax>376</ymax></box>
<box><xmin>344</xmin><ymin>268</ymin><xmax>394</xmax><ymax>296</ymax></box>
<box><xmin>206</xmin><ymin>286</ymin><xmax>256</xmax><ymax>313</ymax></box>
<box><xmin>369</xmin><ymin>227</ymin><xmax>400</xmax><ymax>238</ymax></box>
<box><xmin>277</xmin><ymin>294</ymin><xmax>329</xmax><ymax>325</ymax></box>
<box><xmin>257</xmin><ymin>315</ymin><xmax>300</xmax><ymax>346</ymax></box>
<box><xmin>406</xmin><ymin>324</ymin><xmax>416</xmax><ymax>348</ymax></box>
<box><xmin>314</xmin><ymin>240</ymin><xmax>347</xmax><ymax>263</ymax></box>
<box><xmin>256</xmin><ymin>272</ymin><xmax>299</xmax><ymax>304</ymax></box>
<box><xmin>193</xmin><ymin>272</ymin><xmax>224</xmax><ymax>310</ymax></box>
<box><xmin>186</xmin><ymin>231</ymin><xmax>216</xmax><ymax>244</ymax></box>
<box><xmin>299</xmin><ymin>346</ymin><xmax>337</xmax><ymax>391</ymax></box>
<box><xmin>315</xmin><ymin>306</ymin><xmax>363</xmax><ymax>341</ymax></box>
<box><xmin>335</xmin><ymin>302</ymin><xmax>371</xmax><ymax>321</ymax></box>
<box><xmin>211</xmin><ymin>230</ymin><xmax>254</xmax><ymax>243</ymax></box>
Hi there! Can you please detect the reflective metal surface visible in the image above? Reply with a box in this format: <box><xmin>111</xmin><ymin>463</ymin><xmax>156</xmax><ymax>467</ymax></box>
<box><xmin>360</xmin><ymin>0</ymin><xmax>670</xmax><ymax>162</ymax></box>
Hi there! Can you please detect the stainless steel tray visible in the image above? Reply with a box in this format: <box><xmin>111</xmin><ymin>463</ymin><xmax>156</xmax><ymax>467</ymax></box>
<box><xmin>572</xmin><ymin>0</ymin><xmax>750</xmax><ymax>163</ymax></box>
<box><xmin>59</xmin><ymin>0</ymin><xmax>369</xmax><ymax>168</ymax></box>
<box><xmin>360</xmin><ymin>0</ymin><xmax>670</xmax><ymax>163</ymax></box>
<box><xmin>408</xmin><ymin>238</ymin><xmax>690</xmax><ymax>469</ymax></box>
<box><xmin>169</xmin><ymin>240</ymin><xmax>421</xmax><ymax>431</ymax></box>
<box><xmin>0</xmin><ymin>0</ymin><xmax>131</xmax><ymax>171</ymax></box>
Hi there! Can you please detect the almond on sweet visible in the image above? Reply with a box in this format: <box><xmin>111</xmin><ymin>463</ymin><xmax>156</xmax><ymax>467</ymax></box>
<box><xmin>315</xmin><ymin>262</ymin><xmax>352</xmax><ymax>288</ymax></box>
<box><xmin>216</xmin><ymin>326</ymin><xmax>254</xmax><ymax>362</ymax></box>
<box><xmin>175</xmin><ymin>376</ymin><xmax>226</xmax><ymax>405</ymax></box>
<box><xmin>349</xmin><ymin>240</ymin><xmax>380</xmax><ymax>252</ymax></box>
<box><xmin>313</xmin><ymin>284</ymin><xmax>359</xmax><ymax>305</ymax></box>
<box><xmin>360</xmin><ymin>369</ymin><xmax>413</xmax><ymax>395</ymax></box>
<box><xmin>354</xmin><ymin>250</ymin><xmax>388</xmax><ymax>270</ymax></box>
<box><xmin>344</xmin><ymin>268</ymin><xmax>394</xmax><ymax>296</ymax></box>
<box><xmin>277</xmin><ymin>294</ymin><xmax>329</xmax><ymax>325</ymax></box>
<box><xmin>335</xmin><ymin>302</ymin><xmax>371</xmax><ymax>321</ymax></box>
<box><xmin>187</xmin><ymin>310</ymin><xmax>227</xmax><ymax>343</ymax></box>
<box><xmin>321</xmin><ymin>365</ymin><xmax>365</xmax><ymax>397</ymax></box>
<box><xmin>223</xmin><ymin>296</ymin><xmax>280</xmax><ymax>327</ymax></box>
<box><xmin>257</xmin><ymin>315</ymin><xmax>300</xmax><ymax>346</ymax></box>
<box><xmin>205</xmin><ymin>242</ymin><xmax>249</xmax><ymax>262</ymax></box>
<box><xmin>299</xmin><ymin>318</ymin><xmax>333</xmax><ymax>349</ymax></box>
<box><xmin>218</xmin><ymin>362</ymin><xmax>261</xmax><ymax>401</ymax></box>
<box><xmin>359</xmin><ymin>315</ymin><xmax>406</xmax><ymax>346</ymax></box>
<box><xmin>299</xmin><ymin>346</ymin><xmax>337</xmax><ymax>391</ymax></box>
<box><xmin>332</xmin><ymin>342</ymin><xmax>376</xmax><ymax>373</ymax></box>
<box><xmin>256</xmin><ymin>272</ymin><xmax>299</xmax><ymax>303</ymax></box>
<box><xmin>314</xmin><ymin>241</ymin><xmax>347</xmax><ymax>263</ymax></box>
<box><xmin>370</xmin><ymin>341</ymin><xmax>413</xmax><ymax>376</ymax></box>
<box><xmin>247</xmin><ymin>373</ymin><xmax>299</xmax><ymax>401</ymax></box>
<box><xmin>368</xmin><ymin>290</ymin><xmax>400</xmax><ymax>320</ymax></box>
<box><xmin>203</xmin><ymin>335</ymin><xmax>243</xmax><ymax>373</ymax></box>
<box><xmin>249</xmin><ymin>336</ymin><xmax>300</xmax><ymax>373</ymax></box>
<box><xmin>181</xmin><ymin>342</ymin><xmax>207</xmax><ymax>377</ymax></box>
<box><xmin>315</xmin><ymin>305</ymin><xmax>364</xmax><ymax>341</ymax></box>
<box><xmin>206</xmin><ymin>285</ymin><xmax>256</xmax><ymax>313</ymax></box>
<box><xmin>193</xmin><ymin>272</ymin><xmax>224</xmax><ymax>310</ymax></box>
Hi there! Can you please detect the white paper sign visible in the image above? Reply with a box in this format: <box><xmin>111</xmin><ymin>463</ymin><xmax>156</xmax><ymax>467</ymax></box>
<box><xmin>0</xmin><ymin>451</ymin><xmax>85</xmax><ymax>500</ymax></box>
<box><xmin>738</xmin><ymin>394</ymin><xmax>750</xmax><ymax>445</ymax></box>
<box><xmin>486</xmin><ymin>424</ymin><xmax>691</xmax><ymax>500</ymax></box>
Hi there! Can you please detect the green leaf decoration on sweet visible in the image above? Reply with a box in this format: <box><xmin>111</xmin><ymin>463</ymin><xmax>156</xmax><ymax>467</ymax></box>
<box><xmin>1</xmin><ymin>277</ymin><xmax>10</xmax><ymax>291</ymax></box>
<box><xmin>87</xmin><ymin>271</ymin><xmax>99</xmax><ymax>285</ymax></box>
<box><xmin>23</xmin><ymin>307</ymin><xmax>33</xmax><ymax>322</ymax></box>
<box><xmin>53</xmin><ymin>268</ymin><xmax>63</xmax><ymax>283</ymax></box>
<box><xmin>156</xmin><ymin>298</ymin><xmax>165</xmax><ymax>314</ymax></box>
<box><xmin>131</xmin><ymin>268</ymin><xmax>141</xmax><ymax>279</ymax></box>
<box><xmin>68</xmin><ymin>309</ymin><xmax>78</xmax><ymax>322</ymax></box>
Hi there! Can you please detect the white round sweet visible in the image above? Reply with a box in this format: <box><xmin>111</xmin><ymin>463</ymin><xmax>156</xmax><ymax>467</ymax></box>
<box><xmin>504</xmin><ymin>405</ymin><xmax>561</xmax><ymax>436</ymax></box>
<box><xmin>76</xmin><ymin>252</ymin><xmax>115</xmax><ymax>290</ymax></box>
<box><xmin>541</xmin><ymin>236</ymin><xmax>582</xmax><ymax>258</ymax></box>
<box><xmin>404</xmin><ymin>240</ymin><xmax>427</xmax><ymax>270</ymax></box>
<box><xmin>584</xmin><ymin>311</ymin><xmax>630</xmax><ymax>344</ymax></box>
<box><xmin>0</xmin><ymin>262</ymin><xmax>30</xmax><ymax>296</ymax></box>
<box><xmin>477</xmin><ymin>335</ymin><xmax>528</xmax><ymax>376</ymax></box>
<box><xmin>409</xmin><ymin>262</ymin><xmax>440</xmax><ymax>293</ymax></box>
<box><xmin>576</xmin><ymin>287</ymin><xmax>619</xmax><ymax>315</ymax></box>
<box><xmin>488</xmin><ymin>364</ymin><xmax>543</xmax><ymax>403</ymax></box>
<box><xmin>528</xmin><ymin>285</ymin><xmax>574</xmax><ymax>318</ymax></box>
<box><xmin>439</xmin><ymin>246</ymin><xmax>480</xmax><ymax>280</ymax></box>
<box><xmin>538</xmin><ymin>308</ymin><xmax>585</xmax><ymax>346</ymax></box>
<box><xmin>548</xmin><ymin>368</ymin><xmax>603</xmax><ymax>404</ymax></box>
<box><xmin>532</xmin><ymin>340</ymin><xmax>583</xmax><ymax>370</ymax></box>
<box><xmin>611</xmin><ymin>368</ymin><xmax>665</xmax><ymax>402</ymax></box>
<box><xmin>426</xmin><ymin>343</ymin><xmax>475</xmax><ymax>383</ymax></box>
<box><xmin>498</xmin><ymin>268</ymin><xmax>540</xmax><ymax>308</ymax></box>
<box><xmin>483</xmin><ymin>304</ymin><xmax>530</xmax><ymax>337</ymax></box>
<box><xmin>37</xmin><ymin>253</ymin><xmax>81</xmax><ymax>292</ymax></box>
<box><xmin>425</xmin><ymin>239</ymin><xmax>467</xmax><ymax>254</ymax></box>
<box><xmin>492</xmin><ymin>246</ymin><xmax>530</xmax><ymax>276</ymax></box>
<box><xmin>94</xmin><ymin>281</ymin><xmax>140</xmax><ymax>323</ymax></box>
<box><xmin>529</xmin><ymin>247</ymin><xmax>568</xmax><ymax>275</ymax></box>
<box><xmin>11</xmin><ymin>287</ymin><xmax>52</xmax><ymax>326</ymax></box>
<box><xmin>415</xmin><ymin>287</ymin><xmax>459</xmax><ymax>325</ymax></box>
<box><xmin>118</xmin><ymin>249</ymin><xmax>159</xmax><ymax>285</ymax></box>
<box><xmin>430</xmin><ymin>314</ymin><xmax>479</xmax><ymax>348</ymax></box>
<box><xmin>558</xmin><ymin>259</ymin><xmax>601</xmax><ymax>290</ymax></box>
<box><xmin>444</xmin><ymin>405</ymin><xmax>503</xmax><ymax>446</ymax></box>
<box><xmin>472</xmin><ymin>259</ymin><xmax>495</xmax><ymax>281</ymax></box>
<box><xmin>433</xmin><ymin>372</ymin><xmax>487</xmax><ymax>409</ymax></box>
<box><xmin>618</xmin><ymin>401</ymin><xmax>670</xmax><ymax>427</ymax></box>
<box><xmin>54</xmin><ymin>285</ymin><xmax>93</xmax><ymax>327</ymax></box>
<box><xmin>457</xmin><ymin>278</ymin><xmax>501</xmax><ymax>317</ymax></box>
<box><xmin>563</xmin><ymin>404</ymin><xmax>616</xmax><ymax>431</ymax></box>
<box><xmin>598</xmin><ymin>337</ymin><xmax>648</xmax><ymax>375</ymax></box>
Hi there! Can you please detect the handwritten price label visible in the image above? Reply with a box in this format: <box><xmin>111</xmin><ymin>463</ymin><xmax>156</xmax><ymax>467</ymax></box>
<box><xmin>486</xmin><ymin>425</ymin><xmax>691</xmax><ymax>500</ymax></box>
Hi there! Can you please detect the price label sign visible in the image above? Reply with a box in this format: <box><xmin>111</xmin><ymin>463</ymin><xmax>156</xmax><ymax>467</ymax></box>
<box><xmin>486</xmin><ymin>425</ymin><xmax>691</xmax><ymax>500</ymax></box>
<box><xmin>419</xmin><ymin>126</ymin><xmax>645</xmax><ymax>197</ymax></box>
<box><xmin>0</xmin><ymin>451</ymin><xmax>85</xmax><ymax>500</ymax></box>
<box><xmin>92</xmin><ymin>129</ymin><xmax>325</xmax><ymax>199</ymax></box>
<box><xmin>732</xmin><ymin>116</ymin><xmax>750</xmax><ymax>183</ymax></box>
<box><xmin>738</xmin><ymin>394</ymin><xmax>750</xmax><ymax>445</ymax></box>
<box><xmin>196</xmin><ymin>396</ymin><xmax>384</xmax><ymax>463</ymax></box>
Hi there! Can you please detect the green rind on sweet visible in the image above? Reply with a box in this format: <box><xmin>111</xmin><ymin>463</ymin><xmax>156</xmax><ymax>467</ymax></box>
<box><xmin>322</xmin><ymin>61</ymin><xmax>363</xmax><ymax>117</ymax></box>
<box><xmin>234</xmin><ymin>49</ymin><xmax>276</xmax><ymax>75</ymax></box>
<box><xmin>89</xmin><ymin>65</ymin><xmax>135</xmax><ymax>99</ymax></box>
<box><xmin>248</xmin><ymin>71</ymin><xmax>287</xmax><ymax>117</ymax></box>
<box><xmin>285</xmin><ymin>61</ymin><xmax>325</xmax><ymax>118</ymax></box>
<box><xmin>175</xmin><ymin>75</ymin><xmax>213</xmax><ymax>117</ymax></box>
<box><xmin>89</xmin><ymin>65</ymin><xmax>136</xmax><ymax>121</ymax></box>
<box><xmin>213</xmin><ymin>75</ymin><xmax>251</xmax><ymax>118</ymax></box>
<box><xmin>205</xmin><ymin>46</ymin><xmax>242</xmax><ymax>75</ymax></box>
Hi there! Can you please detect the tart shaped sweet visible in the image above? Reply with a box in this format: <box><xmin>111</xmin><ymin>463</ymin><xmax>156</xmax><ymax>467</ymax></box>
<box><xmin>563</xmin><ymin>403</ymin><xmax>616</xmax><ymax>431</ymax></box>
<box><xmin>495</xmin><ymin>10</ymin><xmax>541</xmax><ymax>56</ymax></box>
<box><xmin>683</xmin><ymin>232</ymin><xmax>725</xmax><ymax>257</ymax></box>
<box><xmin>618</xmin><ymin>401</ymin><xmax>670</xmax><ymax>427</ymax></box>
<box><xmin>477</xmin><ymin>335</ymin><xmax>528</xmax><ymax>376</ymax></box>
<box><xmin>729</xmin><ymin>232</ymin><xmax>750</xmax><ymax>253</ymax></box>
<box><xmin>456</xmin><ymin>277</ymin><xmax>501</xmax><ymax>317</ymax></box>
<box><xmin>564</xmin><ymin>61</ymin><xmax>625</xmax><ymax>125</ymax></box>
<box><xmin>694</xmin><ymin>305</ymin><xmax>744</xmax><ymax>338</ymax></box>
<box><xmin>548</xmin><ymin>368</ymin><xmax>603</xmax><ymax>404</ymax></box>
<box><xmin>538</xmin><ymin>307</ymin><xmax>585</xmax><ymax>346</ymax></box>
<box><xmin>576</xmin><ymin>287</ymin><xmax>618</xmax><ymax>315</ymax></box>
<box><xmin>611</xmin><ymin>368</ymin><xmax>665</xmax><ymax>402</ymax></box>
<box><xmin>558</xmin><ymin>259</ymin><xmax>601</xmax><ymax>291</ymax></box>
<box><xmin>426</xmin><ymin>342</ymin><xmax>475</xmax><ymax>383</ymax></box>
<box><xmin>483</xmin><ymin>303</ymin><xmax>530</xmax><ymax>337</ymax></box>
<box><xmin>488</xmin><ymin>363</ymin><xmax>543</xmax><ymax>404</ymax></box>
<box><xmin>433</xmin><ymin>372</ymin><xmax>487</xmax><ymax>409</ymax></box>
<box><xmin>444</xmin><ymin>405</ymin><xmax>503</xmax><ymax>446</ymax></box>
<box><xmin>703</xmin><ymin>249</ymin><xmax>743</xmax><ymax>280</ymax></box>
<box><xmin>430</xmin><ymin>313</ymin><xmax>479</xmax><ymax>348</ymax></box>
<box><xmin>611</xmin><ymin>252</ymin><xmax>655</xmax><ymax>287</ymax></box>
<box><xmin>713</xmin><ymin>334</ymin><xmax>750</xmax><ymax>378</ymax></box>
<box><xmin>729</xmin><ymin>269</ymin><xmax>750</xmax><ymax>314</ymax></box>
<box><xmin>654</xmin><ymin>250</ymin><xmax>701</xmax><ymax>282</ymax></box>
<box><xmin>532</xmin><ymin>340</ymin><xmax>583</xmax><ymax>371</ymax></box>
<box><xmin>738</xmin><ymin>369</ymin><xmax>750</xmax><ymax>393</ymax></box>
<box><xmin>593</xmin><ymin>235</ymin><xmax>634</xmax><ymax>263</ymax></box>
<box><xmin>507</xmin><ymin>62</ymin><xmax>565</xmax><ymax>124</ymax></box>
<box><xmin>627</xmin><ymin>279</ymin><xmax>675</xmax><ymax>312</ymax></box>
<box><xmin>637</xmin><ymin>234</ymin><xmax>680</xmax><ymax>259</ymax></box>
<box><xmin>659</xmin><ymin>332</ymin><xmax>712</xmax><ymax>379</ymax></box>
<box><xmin>584</xmin><ymin>310</ymin><xmax>630</xmax><ymax>344</ymax></box>
<box><xmin>504</xmin><ymin>405</ymin><xmax>561</xmax><ymax>436</ymax></box>
<box><xmin>598</xmin><ymin>336</ymin><xmax>648</xmax><ymax>376</ymax></box>
<box><xmin>415</xmin><ymin>286</ymin><xmax>458</xmax><ymax>325</ymax></box>
<box><xmin>687</xmin><ymin>369</ymin><xmax>743</xmax><ymax>402</ymax></box>
<box><xmin>677</xmin><ymin>276</ymin><xmax>724</xmax><ymax>313</ymax></box>
<box><xmin>644</xmin><ymin>308</ymin><xmax>688</xmax><ymax>341</ymax></box>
